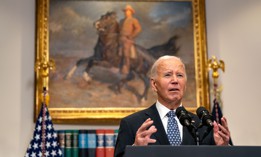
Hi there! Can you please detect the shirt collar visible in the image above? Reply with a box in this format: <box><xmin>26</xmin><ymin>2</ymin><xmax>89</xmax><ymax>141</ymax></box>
<box><xmin>156</xmin><ymin>100</ymin><xmax>182</xmax><ymax>120</ymax></box>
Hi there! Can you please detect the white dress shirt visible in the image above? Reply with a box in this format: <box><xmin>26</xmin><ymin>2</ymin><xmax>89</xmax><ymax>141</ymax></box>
<box><xmin>155</xmin><ymin>100</ymin><xmax>183</xmax><ymax>141</ymax></box>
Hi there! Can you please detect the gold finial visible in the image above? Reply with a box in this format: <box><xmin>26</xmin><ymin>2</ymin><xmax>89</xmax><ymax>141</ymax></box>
<box><xmin>208</xmin><ymin>55</ymin><xmax>225</xmax><ymax>104</ymax></box>
<box><xmin>35</xmin><ymin>56</ymin><xmax>55</xmax><ymax>104</ymax></box>
<box><xmin>208</xmin><ymin>56</ymin><xmax>225</xmax><ymax>79</ymax></box>
<box><xmin>35</xmin><ymin>57</ymin><xmax>55</xmax><ymax>77</ymax></box>
<box><xmin>35</xmin><ymin>56</ymin><xmax>55</xmax><ymax>78</ymax></box>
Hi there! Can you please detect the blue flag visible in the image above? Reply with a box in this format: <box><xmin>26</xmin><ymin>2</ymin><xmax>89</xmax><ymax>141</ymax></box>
<box><xmin>25</xmin><ymin>103</ymin><xmax>62</xmax><ymax>157</ymax></box>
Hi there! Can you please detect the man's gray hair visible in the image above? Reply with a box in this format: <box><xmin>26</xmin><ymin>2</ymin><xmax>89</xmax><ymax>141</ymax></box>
<box><xmin>149</xmin><ymin>55</ymin><xmax>186</xmax><ymax>79</ymax></box>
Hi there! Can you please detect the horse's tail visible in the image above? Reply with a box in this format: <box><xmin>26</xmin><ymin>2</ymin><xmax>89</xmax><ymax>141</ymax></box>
<box><xmin>135</xmin><ymin>44</ymin><xmax>156</xmax><ymax>65</ymax></box>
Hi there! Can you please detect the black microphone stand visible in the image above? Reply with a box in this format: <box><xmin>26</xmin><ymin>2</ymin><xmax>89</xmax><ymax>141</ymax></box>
<box><xmin>188</xmin><ymin>121</ymin><xmax>200</xmax><ymax>146</ymax></box>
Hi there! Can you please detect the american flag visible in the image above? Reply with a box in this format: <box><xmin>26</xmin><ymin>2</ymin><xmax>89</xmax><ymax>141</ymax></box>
<box><xmin>25</xmin><ymin>103</ymin><xmax>62</xmax><ymax>157</ymax></box>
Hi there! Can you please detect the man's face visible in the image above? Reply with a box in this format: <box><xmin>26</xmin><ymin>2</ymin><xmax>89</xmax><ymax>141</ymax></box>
<box><xmin>124</xmin><ymin>10</ymin><xmax>132</xmax><ymax>17</ymax></box>
<box><xmin>151</xmin><ymin>58</ymin><xmax>187</xmax><ymax>106</ymax></box>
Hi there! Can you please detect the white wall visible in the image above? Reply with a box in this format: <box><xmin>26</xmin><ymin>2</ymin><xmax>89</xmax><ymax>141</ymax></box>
<box><xmin>0</xmin><ymin>0</ymin><xmax>35</xmax><ymax>156</ymax></box>
<box><xmin>206</xmin><ymin>0</ymin><xmax>261</xmax><ymax>145</ymax></box>
<box><xmin>0</xmin><ymin>0</ymin><xmax>261</xmax><ymax>156</ymax></box>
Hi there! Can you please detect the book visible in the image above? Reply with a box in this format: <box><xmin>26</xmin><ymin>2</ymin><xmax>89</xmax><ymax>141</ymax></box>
<box><xmin>88</xmin><ymin>130</ymin><xmax>97</xmax><ymax>157</ymax></box>
<box><xmin>58</xmin><ymin>129</ymin><xmax>119</xmax><ymax>157</ymax></box>
<box><xmin>105</xmin><ymin>130</ymin><xmax>115</xmax><ymax>157</ymax></box>
<box><xmin>79</xmin><ymin>130</ymin><xmax>88</xmax><ymax>157</ymax></box>
<box><xmin>114</xmin><ymin>129</ymin><xmax>119</xmax><ymax>145</ymax></box>
<box><xmin>57</xmin><ymin>130</ymin><xmax>66</xmax><ymax>157</ymax></box>
<box><xmin>65</xmin><ymin>130</ymin><xmax>73</xmax><ymax>157</ymax></box>
<box><xmin>72</xmin><ymin>130</ymin><xmax>79</xmax><ymax>157</ymax></box>
<box><xmin>96</xmin><ymin>130</ymin><xmax>105</xmax><ymax>157</ymax></box>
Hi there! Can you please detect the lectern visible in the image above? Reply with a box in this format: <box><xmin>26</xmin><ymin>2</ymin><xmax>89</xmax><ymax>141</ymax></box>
<box><xmin>124</xmin><ymin>145</ymin><xmax>261</xmax><ymax>157</ymax></box>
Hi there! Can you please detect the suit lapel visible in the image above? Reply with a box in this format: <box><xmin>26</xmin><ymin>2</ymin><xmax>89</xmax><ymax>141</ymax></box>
<box><xmin>181</xmin><ymin>114</ymin><xmax>198</xmax><ymax>145</ymax></box>
<box><xmin>145</xmin><ymin>104</ymin><xmax>170</xmax><ymax>145</ymax></box>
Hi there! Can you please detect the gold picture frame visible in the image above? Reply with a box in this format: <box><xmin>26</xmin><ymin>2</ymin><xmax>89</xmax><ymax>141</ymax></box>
<box><xmin>35</xmin><ymin>0</ymin><xmax>209</xmax><ymax>124</ymax></box>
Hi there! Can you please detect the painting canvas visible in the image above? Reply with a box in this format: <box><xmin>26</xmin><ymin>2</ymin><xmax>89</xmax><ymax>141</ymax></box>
<box><xmin>35</xmin><ymin>0</ymin><xmax>210</xmax><ymax>124</ymax></box>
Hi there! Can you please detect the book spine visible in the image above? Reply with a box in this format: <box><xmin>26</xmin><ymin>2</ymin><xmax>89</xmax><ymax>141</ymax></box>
<box><xmin>57</xmin><ymin>130</ymin><xmax>66</xmax><ymax>157</ymax></box>
<box><xmin>79</xmin><ymin>130</ymin><xmax>88</xmax><ymax>157</ymax></box>
<box><xmin>72</xmin><ymin>130</ymin><xmax>79</xmax><ymax>157</ymax></box>
<box><xmin>114</xmin><ymin>129</ymin><xmax>119</xmax><ymax>146</ymax></box>
<box><xmin>65</xmin><ymin>130</ymin><xmax>73</xmax><ymax>157</ymax></box>
<box><xmin>96</xmin><ymin>130</ymin><xmax>105</xmax><ymax>157</ymax></box>
<box><xmin>105</xmin><ymin>130</ymin><xmax>115</xmax><ymax>157</ymax></box>
<box><xmin>88</xmin><ymin>130</ymin><xmax>97</xmax><ymax>157</ymax></box>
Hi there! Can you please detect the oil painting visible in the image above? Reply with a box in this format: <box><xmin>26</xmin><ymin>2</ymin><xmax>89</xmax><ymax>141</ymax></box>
<box><xmin>35</xmin><ymin>0</ymin><xmax>209</xmax><ymax>124</ymax></box>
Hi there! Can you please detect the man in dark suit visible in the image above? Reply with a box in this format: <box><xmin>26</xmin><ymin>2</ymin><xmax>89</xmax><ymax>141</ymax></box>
<box><xmin>114</xmin><ymin>55</ymin><xmax>231</xmax><ymax>157</ymax></box>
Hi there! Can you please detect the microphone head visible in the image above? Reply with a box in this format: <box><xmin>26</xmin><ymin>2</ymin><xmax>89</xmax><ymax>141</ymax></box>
<box><xmin>176</xmin><ymin>106</ymin><xmax>186</xmax><ymax>118</ymax></box>
<box><xmin>175</xmin><ymin>106</ymin><xmax>192</xmax><ymax>127</ymax></box>
<box><xmin>196</xmin><ymin>106</ymin><xmax>213</xmax><ymax>127</ymax></box>
<box><xmin>196</xmin><ymin>106</ymin><xmax>207</xmax><ymax>119</ymax></box>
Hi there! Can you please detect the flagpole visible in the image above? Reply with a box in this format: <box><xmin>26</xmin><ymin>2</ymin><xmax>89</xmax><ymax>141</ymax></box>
<box><xmin>35</xmin><ymin>40</ymin><xmax>55</xmax><ymax>156</ymax></box>
<box><xmin>26</xmin><ymin>52</ymin><xmax>63</xmax><ymax>157</ymax></box>
<box><xmin>208</xmin><ymin>56</ymin><xmax>225</xmax><ymax>124</ymax></box>
<box><xmin>35</xmin><ymin>47</ymin><xmax>55</xmax><ymax>156</ymax></box>
<box><xmin>42</xmin><ymin>87</ymin><xmax>47</xmax><ymax>157</ymax></box>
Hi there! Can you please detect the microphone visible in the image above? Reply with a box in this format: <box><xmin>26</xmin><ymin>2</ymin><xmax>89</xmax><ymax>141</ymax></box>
<box><xmin>176</xmin><ymin>106</ymin><xmax>200</xmax><ymax>145</ymax></box>
<box><xmin>175</xmin><ymin>106</ymin><xmax>192</xmax><ymax>127</ymax></box>
<box><xmin>196</xmin><ymin>106</ymin><xmax>213</xmax><ymax>127</ymax></box>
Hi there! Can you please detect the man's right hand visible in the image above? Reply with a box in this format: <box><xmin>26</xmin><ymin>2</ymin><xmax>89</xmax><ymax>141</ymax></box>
<box><xmin>133</xmin><ymin>118</ymin><xmax>157</xmax><ymax>146</ymax></box>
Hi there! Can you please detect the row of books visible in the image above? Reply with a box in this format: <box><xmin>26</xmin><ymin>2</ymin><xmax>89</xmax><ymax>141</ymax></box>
<box><xmin>57</xmin><ymin>129</ymin><xmax>118</xmax><ymax>157</ymax></box>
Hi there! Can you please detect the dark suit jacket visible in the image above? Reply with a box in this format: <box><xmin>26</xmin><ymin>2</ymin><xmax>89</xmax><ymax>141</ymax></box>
<box><xmin>114</xmin><ymin>104</ymin><xmax>216</xmax><ymax>157</ymax></box>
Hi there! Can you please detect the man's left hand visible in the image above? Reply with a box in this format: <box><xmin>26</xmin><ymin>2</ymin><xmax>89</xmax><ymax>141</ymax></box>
<box><xmin>213</xmin><ymin>116</ymin><xmax>231</xmax><ymax>145</ymax></box>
